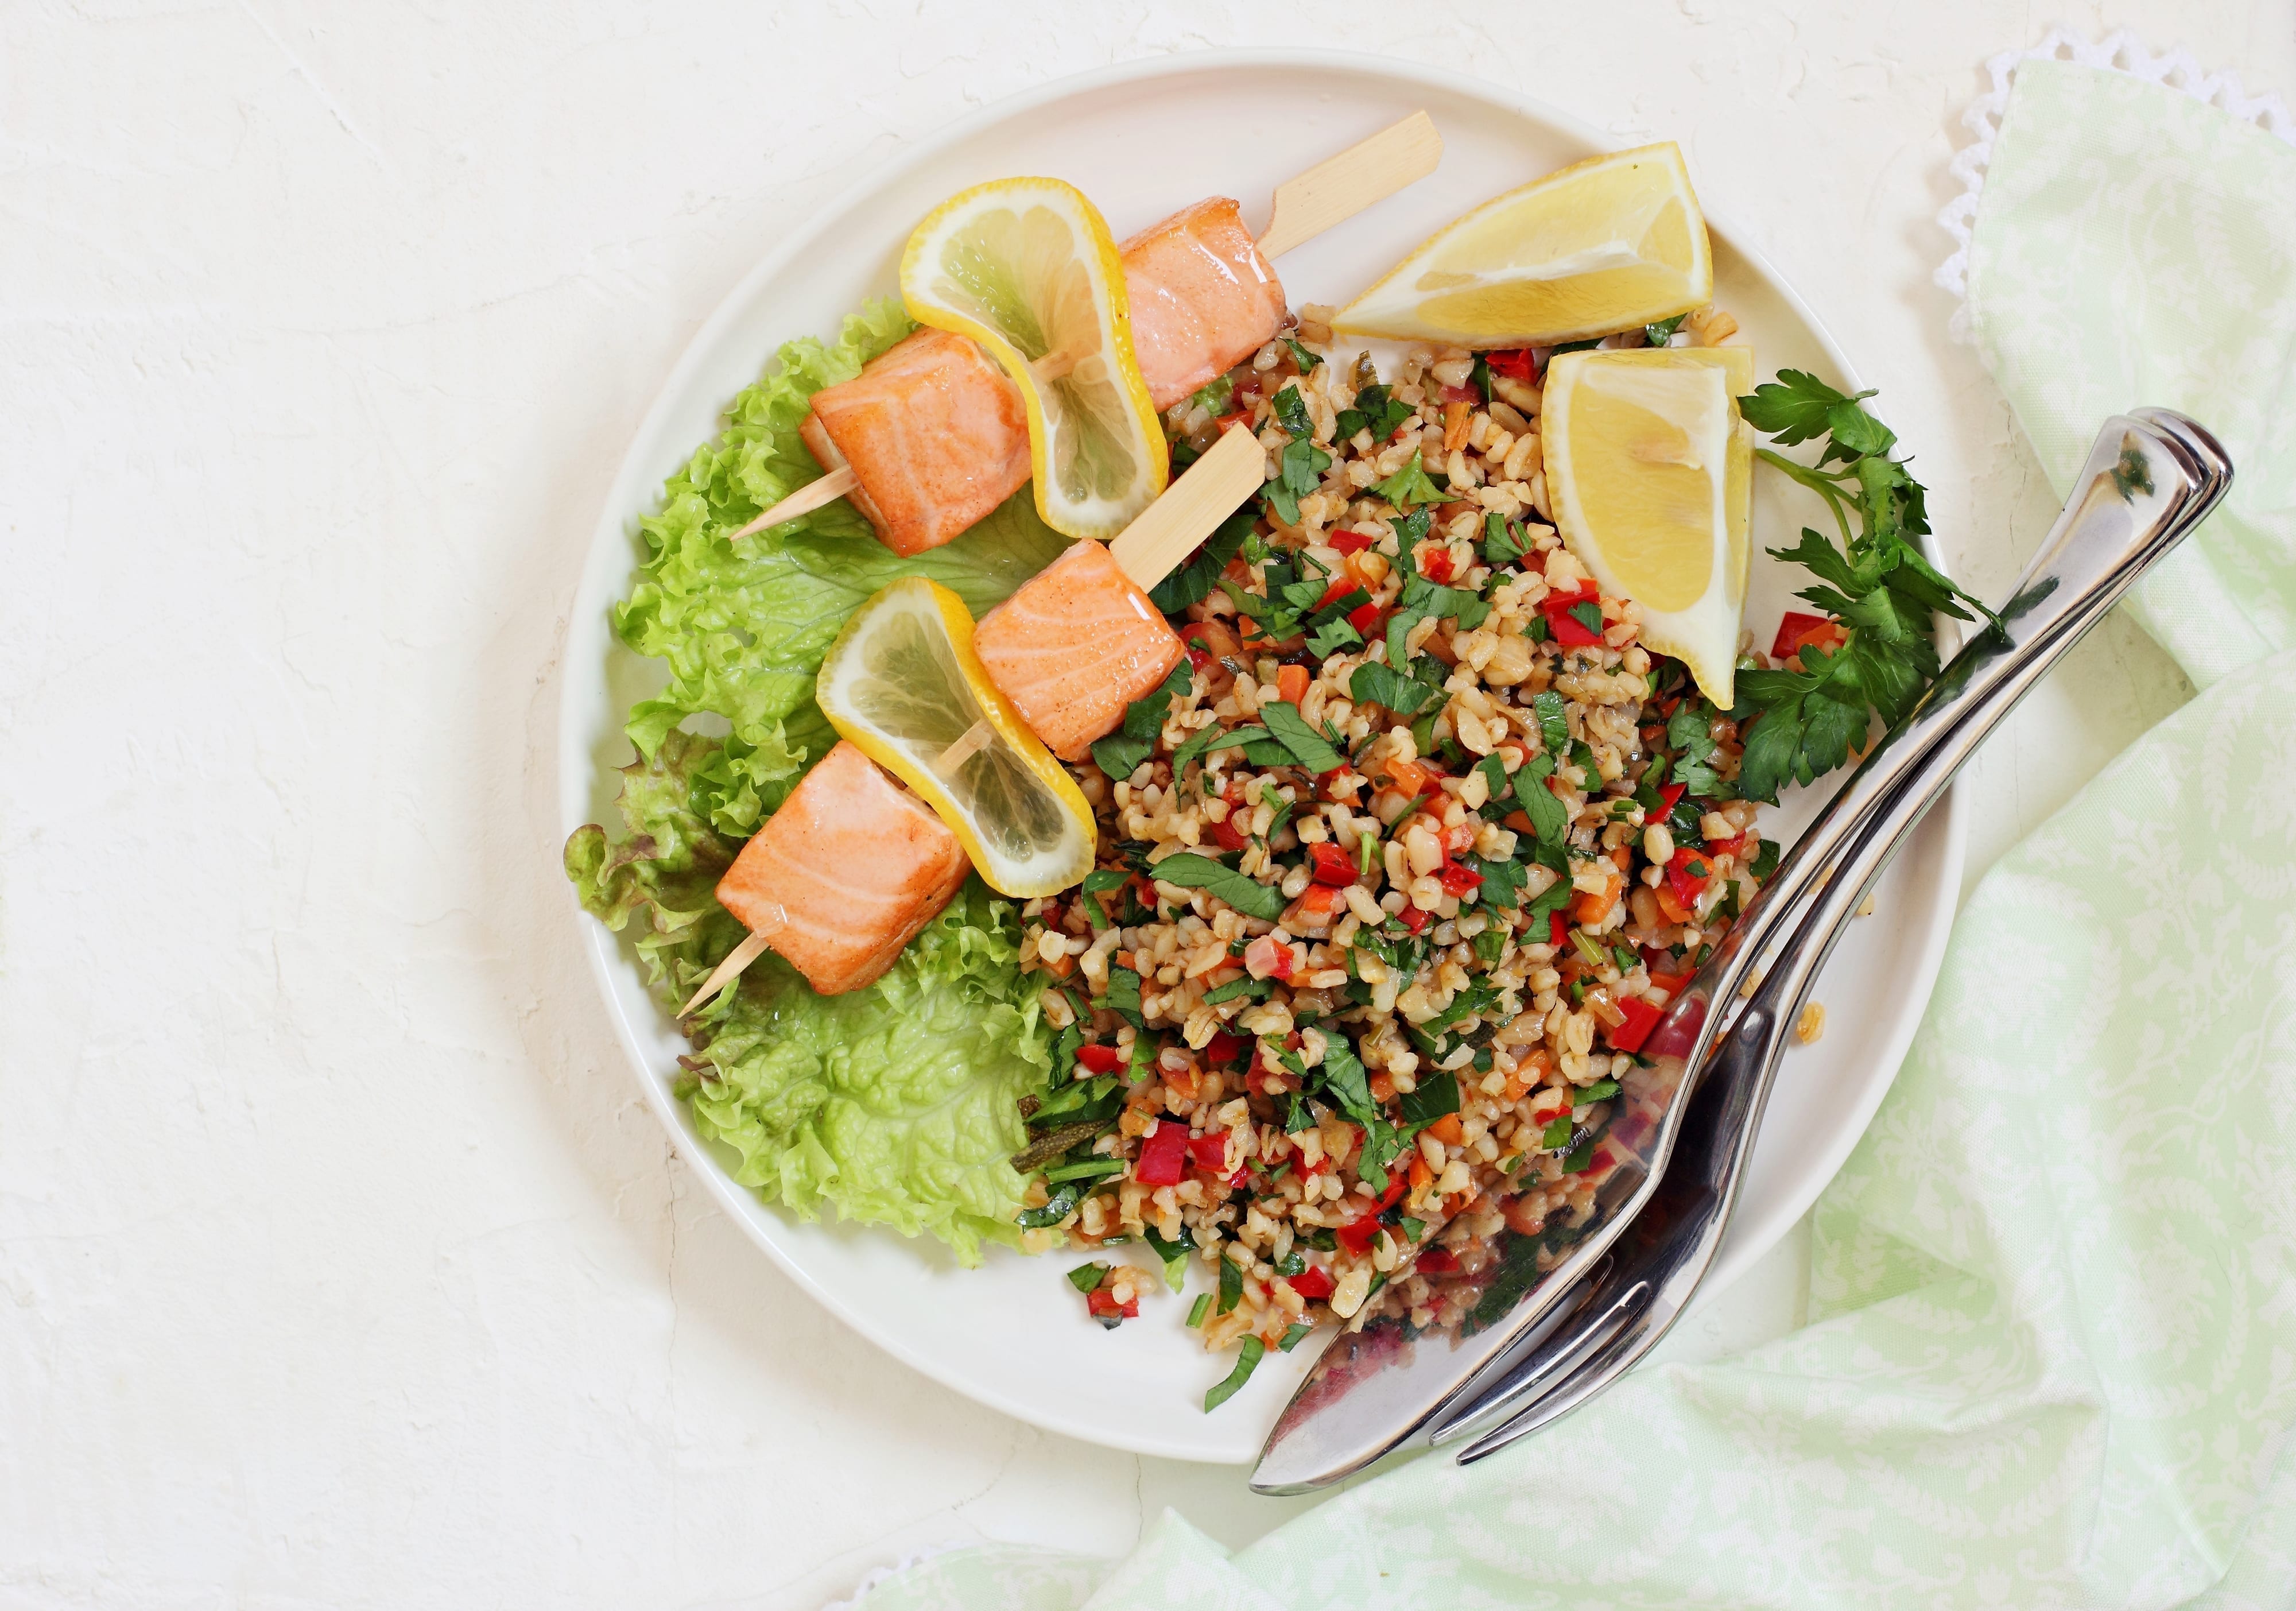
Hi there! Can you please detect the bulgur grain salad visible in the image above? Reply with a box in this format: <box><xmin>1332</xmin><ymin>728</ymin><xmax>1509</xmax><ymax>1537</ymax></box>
<box><xmin>1011</xmin><ymin>311</ymin><xmax>1782</xmax><ymax>1404</ymax></box>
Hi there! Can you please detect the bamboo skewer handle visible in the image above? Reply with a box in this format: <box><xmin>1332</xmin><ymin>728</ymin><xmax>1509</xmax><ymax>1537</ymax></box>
<box><xmin>1108</xmin><ymin>424</ymin><xmax>1266</xmax><ymax>591</ymax></box>
<box><xmin>1255</xmin><ymin>110</ymin><xmax>1443</xmax><ymax>261</ymax></box>
<box><xmin>681</xmin><ymin>928</ymin><xmax>773</xmax><ymax>1016</ymax></box>
<box><xmin>730</xmin><ymin>466</ymin><xmax>859</xmax><ymax>541</ymax></box>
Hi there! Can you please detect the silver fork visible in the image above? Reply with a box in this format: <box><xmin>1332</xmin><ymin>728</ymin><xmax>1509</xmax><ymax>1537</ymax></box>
<box><xmin>1426</xmin><ymin>408</ymin><xmax>2235</xmax><ymax>1461</ymax></box>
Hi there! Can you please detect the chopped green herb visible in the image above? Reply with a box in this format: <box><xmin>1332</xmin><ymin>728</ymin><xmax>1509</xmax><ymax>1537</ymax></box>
<box><xmin>1147</xmin><ymin>853</ymin><xmax>1289</xmax><ymax>921</ymax></box>
<box><xmin>1091</xmin><ymin>660</ymin><xmax>1192</xmax><ymax>780</ymax></box>
<box><xmin>1542</xmin><ymin>1115</ymin><xmax>1574</xmax><ymax>1151</ymax></box>
<box><xmin>1151</xmin><ymin>505</ymin><xmax>1254</xmax><ymax>613</ymax></box>
<box><xmin>1271</xmin><ymin>384</ymin><xmax>1314</xmax><ymax>437</ymax></box>
<box><xmin>1041</xmin><ymin>1156</ymin><xmax>1124</xmax><ymax>1185</ymax></box>
<box><xmin>1019</xmin><ymin>1182</ymin><xmax>1081</xmax><ymax>1229</ymax></box>
<box><xmin>1375</xmin><ymin>455</ymin><xmax>1444</xmax><ymax>509</ymax></box>
<box><xmin>1188</xmin><ymin>375</ymin><xmax>1234</xmax><ymax>417</ymax></box>
<box><xmin>1259</xmin><ymin>700</ymin><xmax>1347</xmax><ymax>773</ymax></box>
<box><xmin>1531</xmin><ymin>689</ymin><xmax>1569</xmax><ymax>755</ymax></box>
<box><xmin>1067</xmin><ymin>1262</ymin><xmax>1108</xmax><ymax>1294</ymax></box>
<box><xmin>1204</xmin><ymin>1336</ymin><xmax>1266</xmax><ymax>1411</ymax></box>
<box><xmin>1170</xmin><ymin>722</ymin><xmax>1269</xmax><ymax>779</ymax></box>
<box><xmin>1282</xmin><ymin>335</ymin><xmax>1321</xmax><ymax>372</ymax></box>
<box><xmin>1563</xmin><ymin>1137</ymin><xmax>1597</xmax><ymax>1174</ymax></box>
<box><xmin>1512</xmin><ymin>753</ymin><xmax>1569</xmax><ymax>846</ymax></box>
<box><xmin>1201</xmin><ymin>975</ymin><xmax>1273</xmax><ymax>1006</ymax></box>
<box><xmin>1349</xmin><ymin>658</ymin><xmax>1444</xmax><ymax>717</ymax></box>
<box><xmin>1278</xmin><ymin>1322</ymin><xmax>1314</xmax><ymax>1352</ymax></box>
<box><xmin>1644</xmin><ymin>313</ymin><xmax>1686</xmax><ymax>347</ymax></box>
<box><xmin>1265</xmin><ymin>437</ymin><xmax>1333</xmax><ymax>526</ymax></box>
<box><xmin>1187</xmin><ymin>1293</ymin><xmax>1212</xmax><ymax>1328</ymax></box>
<box><xmin>1571</xmin><ymin>930</ymin><xmax>1608</xmax><ymax>969</ymax></box>
<box><xmin>1103</xmin><ymin>967</ymin><xmax>1143</xmax><ymax>1027</ymax></box>
<box><xmin>1217</xmin><ymin>1252</ymin><xmax>1244</xmax><ymax>1315</ymax></box>
<box><xmin>1576</xmin><ymin>1078</ymin><xmax>1621</xmax><ymax>1104</ymax></box>
<box><xmin>1399</xmin><ymin>1069</ymin><xmax>1461</xmax><ymax>1126</ymax></box>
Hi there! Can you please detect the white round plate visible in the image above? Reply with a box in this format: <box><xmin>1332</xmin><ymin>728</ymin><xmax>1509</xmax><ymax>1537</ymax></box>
<box><xmin>559</xmin><ymin>50</ymin><xmax>1965</xmax><ymax>1465</ymax></box>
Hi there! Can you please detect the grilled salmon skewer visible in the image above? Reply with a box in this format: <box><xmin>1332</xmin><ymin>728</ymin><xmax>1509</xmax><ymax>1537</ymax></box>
<box><xmin>685</xmin><ymin>427</ymin><xmax>1265</xmax><ymax>1010</ymax></box>
<box><xmin>732</xmin><ymin>112</ymin><xmax>1442</xmax><ymax>555</ymax></box>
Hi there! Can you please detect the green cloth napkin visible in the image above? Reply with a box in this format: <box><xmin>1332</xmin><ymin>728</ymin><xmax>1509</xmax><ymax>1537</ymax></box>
<box><xmin>840</xmin><ymin>57</ymin><xmax>2296</xmax><ymax>1610</ymax></box>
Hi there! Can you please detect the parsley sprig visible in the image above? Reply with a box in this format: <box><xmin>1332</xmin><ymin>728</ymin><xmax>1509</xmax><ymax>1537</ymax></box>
<box><xmin>1732</xmin><ymin>371</ymin><xmax>1996</xmax><ymax>803</ymax></box>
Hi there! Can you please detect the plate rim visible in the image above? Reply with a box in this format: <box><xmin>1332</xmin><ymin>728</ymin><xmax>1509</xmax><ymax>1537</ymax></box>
<box><xmin>556</xmin><ymin>45</ymin><xmax>1969</xmax><ymax>1461</ymax></box>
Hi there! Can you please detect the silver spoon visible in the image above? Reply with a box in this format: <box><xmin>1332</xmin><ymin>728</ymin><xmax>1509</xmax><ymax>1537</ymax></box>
<box><xmin>1248</xmin><ymin>408</ymin><xmax>2233</xmax><ymax>1494</ymax></box>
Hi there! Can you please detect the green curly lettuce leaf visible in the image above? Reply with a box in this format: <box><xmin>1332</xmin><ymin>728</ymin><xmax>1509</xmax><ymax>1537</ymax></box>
<box><xmin>566</xmin><ymin>301</ymin><xmax>1069</xmax><ymax>1260</ymax></box>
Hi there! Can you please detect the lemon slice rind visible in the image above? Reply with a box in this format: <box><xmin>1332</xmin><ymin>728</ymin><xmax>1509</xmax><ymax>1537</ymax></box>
<box><xmin>1543</xmin><ymin>347</ymin><xmax>1750</xmax><ymax>708</ymax></box>
<box><xmin>901</xmin><ymin>177</ymin><xmax>1169</xmax><ymax>541</ymax></box>
<box><xmin>1333</xmin><ymin>143</ymin><xmax>1713</xmax><ymax>347</ymax></box>
<box><xmin>816</xmin><ymin>577</ymin><xmax>1097</xmax><ymax>899</ymax></box>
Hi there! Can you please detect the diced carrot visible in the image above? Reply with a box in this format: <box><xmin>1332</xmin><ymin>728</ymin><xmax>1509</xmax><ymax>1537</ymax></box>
<box><xmin>1277</xmin><ymin>664</ymin><xmax>1310</xmax><ymax>705</ymax></box>
<box><xmin>1574</xmin><ymin>872</ymin><xmax>1622</xmax><ymax>925</ymax></box>
<box><xmin>1654</xmin><ymin>883</ymin><xmax>1692</xmax><ymax>924</ymax></box>
<box><xmin>1409</xmin><ymin>1155</ymin><xmax>1433</xmax><ymax>1192</ymax></box>
<box><xmin>1442</xmin><ymin>399</ymin><xmax>1471</xmax><ymax>452</ymax></box>
<box><xmin>1369</xmin><ymin>1071</ymin><xmax>1396</xmax><ymax>1103</ymax></box>
<box><xmin>1385</xmin><ymin>757</ymin><xmax>1431</xmax><ymax>795</ymax></box>
<box><xmin>1425</xmin><ymin>1114</ymin><xmax>1464</xmax><ymax>1146</ymax></box>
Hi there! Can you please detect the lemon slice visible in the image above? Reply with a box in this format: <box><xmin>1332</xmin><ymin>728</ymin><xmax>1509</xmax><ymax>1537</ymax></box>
<box><xmin>816</xmin><ymin>576</ymin><xmax>1096</xmax><ymax>898</ymax></box>
<box><xmin>1333</xmin><ymin>143</ymin><xmax>1712</xmax><ymax>347</ymax></box>
<box><xmin>1542</xmin><ymin>347</ymin><xmax>1752</xmax><ymax>707</ymax></box>
<box><xmin>901</xmin><ymin>177</ymin><xmax>1168</xmax><ymax>541</ymax></box>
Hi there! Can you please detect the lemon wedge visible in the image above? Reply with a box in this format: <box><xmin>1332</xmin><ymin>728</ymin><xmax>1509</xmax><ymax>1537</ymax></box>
<box><xmin>1333</xmin><ymin>143</ymin><xmax>1712</xmax><ymax>347</ymax></box>
<box><xmin>1542</xmin><ymin>347</ymin><xmax>1753</xmax><ymax>707</ymax></box>
<box><xmin>815</xmin><ymin>576</ymin><xmax>1096</xmax><ymax>899</ymax></box>
<box><xmin>901</xmin><ymin>177</ymin><xmax>1168</xmax><ymax>541</ymax></box>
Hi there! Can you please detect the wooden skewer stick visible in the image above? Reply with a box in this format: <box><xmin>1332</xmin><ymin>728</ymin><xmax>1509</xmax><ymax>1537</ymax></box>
<box><xmin>1255</xmin><ymin>110</ymin><xmax>1444</xmax><ymax>260</ymax></box>
<box><xmin>1109</xmin><ymin>424</ymin><xmax>1267</xmax><ymax>591</ymax></box>
<box><xmin>729</xmin><ymin>466</ymin><xmax>859</xmax><ymax>541</ymax></box>
<box><xmin>681</xmin><ymin>928</ymin><xmax>773</xmax><ymax>1016</ymax></box>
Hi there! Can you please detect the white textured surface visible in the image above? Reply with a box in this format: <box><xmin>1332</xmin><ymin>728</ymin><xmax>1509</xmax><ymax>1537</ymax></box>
<box><xmin>3</xmin><ymin>3</ymin><xmax>2287</xmax><ymax>1606</ymax></box>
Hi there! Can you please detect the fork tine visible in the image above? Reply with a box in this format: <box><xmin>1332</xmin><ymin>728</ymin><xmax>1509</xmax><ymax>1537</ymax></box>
<box><xmin>1455</xmin><ymin>1302</ymin><xmax>1662</xmax><ymax>1463</ymax></box>
<box><xmin>1426</xmin><ymin>1265</ymin><xmax>1649</xmax><ymax>1447</ymax></box>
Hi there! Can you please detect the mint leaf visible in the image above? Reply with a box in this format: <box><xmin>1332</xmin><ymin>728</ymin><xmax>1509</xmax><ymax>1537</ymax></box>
<box><xmin>1148</xmin><ymin>852</ymin><xmax>1289</xmax><ymax>921</ymax></box>
<box><xmin>1259</xmin><ymin>700</ymin><xmax>1346</xmax><ymax>773</ymax></box>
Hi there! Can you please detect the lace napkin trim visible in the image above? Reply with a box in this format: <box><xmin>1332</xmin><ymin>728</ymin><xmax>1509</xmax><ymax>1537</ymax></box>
<box><xmin>1935</xmin><ymin>26</ymin><xmax>2295</xmax><ymax>339</ymax></box>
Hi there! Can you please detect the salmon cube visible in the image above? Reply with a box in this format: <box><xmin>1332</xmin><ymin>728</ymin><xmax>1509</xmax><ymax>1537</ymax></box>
<box><xmin>715</xmin><ymin>740</ymin><xmax>971</xmax><ymax>995</ymax></box>
<box><xmin>802</xmin><ymin>328</ymin><xmax>1032</xmax><ymax>557</ymax></box>
<box><xmin>1120</xmin><ymin>198</ymin><xmax>1290</xmax><ymax>409</ymax></box>
<box><xmin>972</xmin><ymin>540</ymin><xmax>1185</xmax><ymax>765</ymax></box>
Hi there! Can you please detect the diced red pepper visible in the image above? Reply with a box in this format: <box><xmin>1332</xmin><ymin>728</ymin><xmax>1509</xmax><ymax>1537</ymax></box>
<box><xmin>1329</xmin><ymin>529</ymin><xmax>1376</xmax><ymax>555</ymax></box>
<box><xmin>1666</xmin><ymin>845</ymin><xmax>1715</xmax><ymax>909</ymax></box>
<box><xmin>1085</xmin><ymin>1287</ymin><xmax>1139</xmax><ymax>1321</ymax></box>
<box><xmin>1484</xmin><ymin>348</ymin><xmax>1538</xmax><ymax>383</ymax></box>
<box><xmin>1770</xmin><ymin>610</ymin><xmax>1843</xmax><ymax>662</ymax></box>
<box><xmin>1247</xmin><ymin>933</ymin><xmax>1296</xmax><ymax>980</ymax></box>
<box><xmin>1705</xmin><ymin>832</ymin><xmax>1747</xmax><ymax>860</ymax></box>
<box><xmin>1416</xmin><ymin>1246</ymin><xmax>1460</xmax><ymax>1275</ymax></box>
<box><xmin>1374</xmin><ymin>1168</ymin><xmax>1411</xmax><ymax>1211</ymax></box>
<box><xmin>1437</xmin><ymin>859</ymin><xmax>1483</xmax><ymax>896</ymax></box>
<box><xmin>1075</xmin><ymin>1043</ymin><xmax>1124</xmax><ymax>1075</ymax></box>
<box><xmin>1213</xmin><ymin>407</ymin><xmax>1254</xmax><ymax>435</ymax></box>
<box><xmin>1316</xmin><ymin>576</ymin><xmax>1360</xmax><ymax>612</ymax></box>
<box><xmin>1347</xmin><ymin>599</ymin><xmax>1384</xmax><ymax>636</ymax></box>
<box><xmin>1286</xmin><ymin>1265</ymin><xmax>1336</xmax><ymax>1300</ymax></box>
<box><xmin>1608</xmin><ymin>996</ymin><xmax>1664</xmax><ymax>1053</ymax></box>
<box><xmin>1209</xmin><ymin>812</ymin><xmax>1250</xmax><ymax>852</ymax></box>
<box><xmin>1309</xmin><ymin>843</ymin><xmax>1356</xmax><ymax>885</ymax></box>
<box><xmin>1658</xmin><ymin>782</ymin><xmax>1686</xmax><ymax>816</ymax></box>
<box><xmin>1440</xmin><ymin>384</ymin><xmax>1480</xmax><ymax>405</ymax></box>
<box><xmin>1543</xmin><ymin>583</ymin><xmax>1605</xmax><ymax>646</ymax></box>
<box><xmin>1549</xmin><ymin>909</ymin><xmax>1570</xmax><ymax>947</ymax></box>
<box><xmin>1204</xmin><ymin>1031</ymin><xmax>1246</xmax><ymax>1066</ymax></box>
<box><xmin>1135</xmin><ymin>1120</ymin><xmax>1190</xmax><ymax>1187</ymax></box>
<box><xmin>1421</xmin><ymin>546</ymin><xmax>1457</xmax><ymax>584</ymax></box>
<box><xmin>1186</xmin><ymin>646</ymin><xmax>1215</xmax><ymax>675</ymax></box>
<box><xmin>1186</xmin><ymin>1132</ymin><xmax>1234</xmax><ymax>1174</ymax></box>
<box><xmin>1397</xmin><ymin>903</ymin><xmax>1433</xmax><ymax>935</ymax></box>
<box><xmin>1335</xmin><ymin>1217</ymin><xmax>1382</xmax><ymax>1255</ymax></box>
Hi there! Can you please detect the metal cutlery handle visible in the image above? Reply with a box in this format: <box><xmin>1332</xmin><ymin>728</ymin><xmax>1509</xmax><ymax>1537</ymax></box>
<box><xmin>1434</xmin><ymin>409</ymin><xmax>2233</xmax><ymax>1458</ymax></box>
